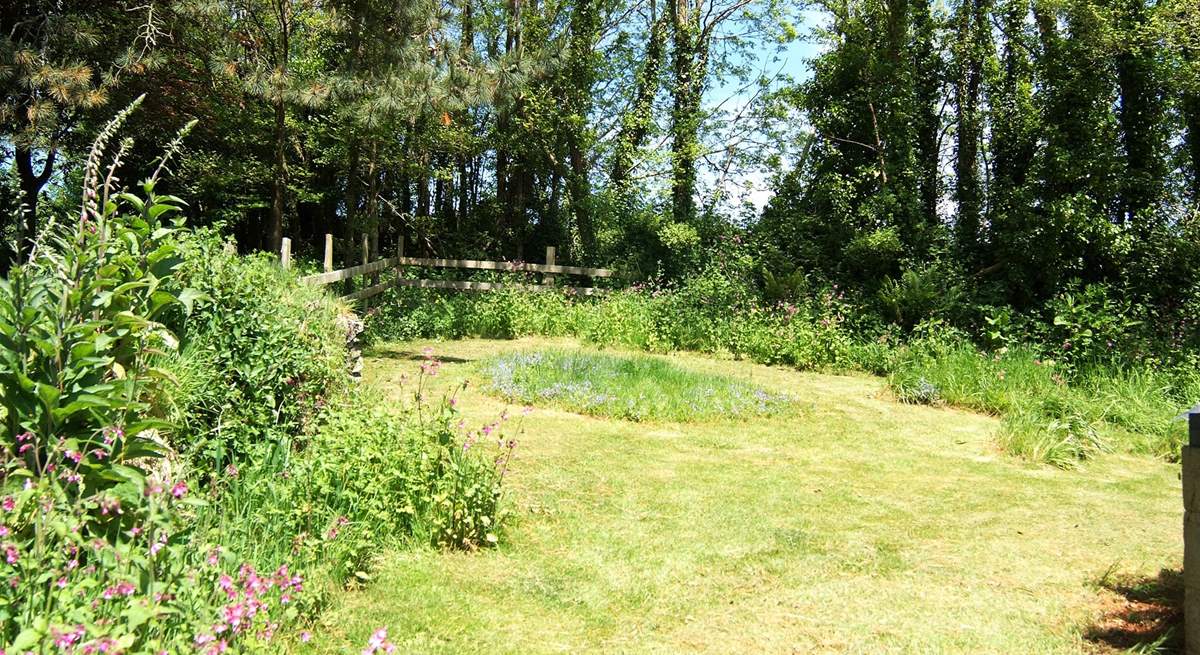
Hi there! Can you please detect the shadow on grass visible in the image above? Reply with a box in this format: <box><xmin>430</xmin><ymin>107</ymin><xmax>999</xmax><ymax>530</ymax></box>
<box><xmin>1085</xmin><ymin>568</ymin><xmax>1182</xmax><ymax>654</ymax></box>
<box><xmin>365</xmin><ymin>347</ymin><xmax>475</xmax><ymax>364</ymax></box>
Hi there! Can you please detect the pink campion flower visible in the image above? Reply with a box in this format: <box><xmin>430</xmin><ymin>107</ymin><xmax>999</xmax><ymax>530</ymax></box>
<box><xmin>115</xmin><ymin>581</ymin><xmax>135</xmax><ymax>596</ymax></box>
<box><xmin>55</xmin><ymin>577</ymin><xmax>67</xmax><ymax>589</ymax></box>
<box><xmin>65</xmin><ymin>450</ymin><xmax>82</xmax><ymax>463</ymax></box>
<box><xmin>149</xmin><ymin>536</ymin><xmax>166</xmax><ymax>556</ymax></box>
<box><xmin>223</xmin><ymin>601</ymin><xmax>249</xmax><ymax>630</ymax></box>
<box><xmin>482</xmin><ymin>424</ymin><xmax>494</xmax><ymax>437</ymax></box>
<box><xmin>1</xmin><ymin>497</ymin><xmax>12</xmax><ymax>512</ymax></box>
<box><xmin>207</xmin><ymin>548</ymin><xmax>221</xmax><ymax>567</ymax></box>
<box><xmin>0</xmin><ymin>526</ymin><xmax>7</xmax><ymax>537</ymax></box>
<box><xmin>218</xmin><ymin>574</ymin><xmax>235</xmax><ymax>597</ymax></box>
<box><xmin>362</xmin><ymin>628</ymin><xmax>396</xmax><ymax>655</ymax></box>
<box><xmin>170</xmin><ymin>481</ymin><xmax>188</xmax><ymax>499</ymax></box>
<box><xmin>51</xmin><ymin>625</ymin><xmax>85</xmax><ymax>649</ymax></box>
<box><xmin>4</xmin><ymin>544</ymin><xmax>18</xmax><ymax>564</ymax></box>
<box><xmin>300</xmin><ymin>631</ymin><xmax>312</xmax><ymax>643</ymax></box>
<box><xmin>17</xmin><ymin>444</ymin><xmax>31</xmax><ymax>454</ymax></box>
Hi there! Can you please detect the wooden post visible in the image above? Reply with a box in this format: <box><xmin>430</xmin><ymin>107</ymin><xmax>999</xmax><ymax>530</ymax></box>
<box><xmin>323</xmin><ymin>234</ymin><xmax>333</xmax><ymax>273</ymax></box>
<box><xmin>360</xmin><ymin>233</ymin><xmax>371</xmax><ymax>305</ymax></box>
<box><xmin>1187</xmin><ymin>404</ymin><xmax>1200</xmax><ymax>655</ymax></box>
<box><xmin>280</xmin><ymin>237</ymin><xmax>291</xmax><ymax>269</ymax></box>
<box><xmin>545</xmin><ymin>246</ymin><xmax>556</xmax><ymax>286</ymax></box>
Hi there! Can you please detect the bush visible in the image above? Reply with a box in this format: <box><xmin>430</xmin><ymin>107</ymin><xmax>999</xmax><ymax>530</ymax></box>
<box><xmin>163</xmin><ymin>229</ymin><xmax>350</xmax><ymax>474</ymax></box>
<box><xmin>0</xmin><ymin>111</ymin><xmax>517</xmax><ymax>651</ymax></box>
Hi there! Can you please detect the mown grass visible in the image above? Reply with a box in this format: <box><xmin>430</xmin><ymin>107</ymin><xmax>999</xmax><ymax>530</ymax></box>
<box><xmin>300</xmin><ymin>338</ymin><xmax>1182</xmax><ymax>654</ymax></box>
<box><xmin>480</xmin><ymin>349</ymin><xmax>790</xmax><ymax>422</ymax></box>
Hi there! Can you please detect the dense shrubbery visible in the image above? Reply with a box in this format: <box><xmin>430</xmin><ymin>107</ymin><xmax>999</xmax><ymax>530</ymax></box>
<box><xmin>0</xmin><ymin>117</ymin><xmax>514</xmax><ymax>651</ymax></box>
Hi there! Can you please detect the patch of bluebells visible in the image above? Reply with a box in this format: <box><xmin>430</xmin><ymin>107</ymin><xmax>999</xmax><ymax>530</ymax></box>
<box><xmin>483</xmin><ymin>351</ymin><xmax>790</xmax><ymax>420</ymax></box>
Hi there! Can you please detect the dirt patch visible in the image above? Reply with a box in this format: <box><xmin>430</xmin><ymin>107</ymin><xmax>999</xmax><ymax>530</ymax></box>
<box><xmin>1085</xmin><ymin>569</ymin><xmax>1182</xmax><ymax>653</ymax></box>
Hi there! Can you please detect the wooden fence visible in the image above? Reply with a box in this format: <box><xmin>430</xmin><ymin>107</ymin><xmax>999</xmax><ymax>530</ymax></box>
<box><xmin>283</xmin><ymin>234</ymin><xmax>614</xmax><ymax>302</ymax></box>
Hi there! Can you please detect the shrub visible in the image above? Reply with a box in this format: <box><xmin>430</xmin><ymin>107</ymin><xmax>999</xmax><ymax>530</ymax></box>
<box><xmin>162</xmin><ymin>228</ymin><xmax>349</xmax><ymax>473</ymax></box>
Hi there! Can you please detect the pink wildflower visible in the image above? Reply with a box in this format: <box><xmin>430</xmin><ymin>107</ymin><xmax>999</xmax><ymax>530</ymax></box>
<box><xmin>362</xmin><ymin>628</ymin><xmax>396</xmax><ymax>655</ymax></box>
<box><xmin>170</xmin><ymin>480</ymin><xmax>188</xmax><ymax>498</ymax></box>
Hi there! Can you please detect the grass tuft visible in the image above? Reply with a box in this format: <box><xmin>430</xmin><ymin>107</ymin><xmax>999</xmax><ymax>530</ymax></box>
<box><xmin>480</xmin><ymin>348</ymin><xmax>789</xmax><ymax>422</ymax></box>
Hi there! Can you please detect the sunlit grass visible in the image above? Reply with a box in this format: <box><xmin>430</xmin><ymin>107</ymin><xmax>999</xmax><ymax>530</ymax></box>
<box><xmin>300</xmin><ymin>338</ymin><xmax>1181</xmax><ymax>655</ymax></box>
<box><xmin>479</xmin><ymin>348</ymin><xmax>789</xmax><ymax>422</ymax></box>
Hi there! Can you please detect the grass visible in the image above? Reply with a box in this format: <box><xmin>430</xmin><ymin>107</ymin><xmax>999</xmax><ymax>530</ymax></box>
<box><xmin>301</xmin><ymin>337</ymin><xmax>1181</xmax><ymax>654</ymax></box>
<box><xmin>889</xmin><ymin>343</ymin><xmax>1189</xmax><ymax>465</ymax></box>
<box><xmin>480</xmin><ymin>349</ymin><xmax>790</xmax><ymax>422</ymax></box>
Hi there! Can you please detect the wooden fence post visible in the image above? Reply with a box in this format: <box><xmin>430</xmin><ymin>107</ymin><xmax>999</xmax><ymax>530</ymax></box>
<box><xmin>545</xmin><ymin>246</ymin><xmax>556</xmax><ymax>286</ymax></box>
<box><xmin>324</xmin><ymin>234</ymin><xmax>333</xmax><ymax>273</ymax></box>
<box><xmin>280</xmin><ymin>237</ymin><xmax>291</xmax><ymax>269</ymax></box>
<box><xmin>1186</xmin><ymin>404</ymin><xmax>1200</xmax><ymax>655</ymax></box>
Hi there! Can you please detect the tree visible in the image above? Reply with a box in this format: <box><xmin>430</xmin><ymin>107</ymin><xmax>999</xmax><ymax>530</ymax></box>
<box><xmin>0</xmin><ymin>1</ymin><xmax>160</xmax><ymax>268</ymax></box>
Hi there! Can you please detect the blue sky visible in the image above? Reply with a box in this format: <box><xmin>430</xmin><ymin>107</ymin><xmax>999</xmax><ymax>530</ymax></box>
<box><xmin>702</xmin><ymin>8</ymin><xmax>827</xmax><ymax>212</ymax></box>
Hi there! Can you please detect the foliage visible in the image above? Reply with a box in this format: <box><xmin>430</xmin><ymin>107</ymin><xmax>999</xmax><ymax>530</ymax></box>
<box><xmin>482</xmin><ymin>349</ymin><xmax>790</xmax><ymax>422</ymax></box>
<box><xmin>888</xmin><ymin>336</ymin><xmax>1188</xmax><ymax>465</ymax></box>
<box><xmin>160</xmin><ymin>228</ymin><xmax>349</xmax><ymax>474</ymax></box>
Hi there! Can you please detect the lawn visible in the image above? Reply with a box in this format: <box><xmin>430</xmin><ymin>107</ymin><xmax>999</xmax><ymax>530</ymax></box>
<box><xmin>302</xmin><ymin>337</ymin><xmax>1181</xmax><ymax>654</ymax></box>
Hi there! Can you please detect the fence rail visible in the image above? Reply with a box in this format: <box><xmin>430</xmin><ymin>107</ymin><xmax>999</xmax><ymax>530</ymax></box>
<box><xmin>289</xmin><ymin>234</ymin><xmax>611</xmax><ymax>302</ymax></box>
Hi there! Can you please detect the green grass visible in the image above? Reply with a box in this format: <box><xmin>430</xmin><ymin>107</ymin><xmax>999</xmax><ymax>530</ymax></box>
<box><xmin>889</xmin><ymin>342</ymin><xmax>1189</xmax><ymax>465</ymax></box>
<box><xmin>300</xmin><ymin>337</ymin><xmax>1181</xmax><ymax>654</ymax></box>
<box><xmin>479</xmin><ymin>349</ymin><xmax>789</xmax><ymax>422</ymax></box>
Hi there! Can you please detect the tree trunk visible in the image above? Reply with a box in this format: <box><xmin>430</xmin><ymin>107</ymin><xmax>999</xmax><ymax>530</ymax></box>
<box><xmin>1186</xmin><ymin>90</ymin><xmax>1200</xmax><ymax>206</ymax></box>
<box><xmin>1114</xmin><ymin>0</ymin><xmax>1165</xmax><ymax>225</ymax></box>
<box><xmin>953</xmin><ymin>0</ymin><xmax>986</xmax><ymax>260</ymax></box>
<box><xmin>11</xmin><ymin>146</ymin><xmax>55</xmax><ymax>267</ymax></box>
<box><xmin>612</xmin><ymin>10</ymin><xmax>668</xmax><ymax>193</ymax></box>
<box><xmin>911</xmin><ymin>0</ymin><xmax>940</xmax><ymax>236</ymax></box>
<box><xmin>270</xmin><ymin>97</ymin><xmax>287</xmax><ymax>253</ymax></box>
<box><xmin>670</xmin><ymin>0</ymin><xmax>702</xmax><ymax>225</ymax></box>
